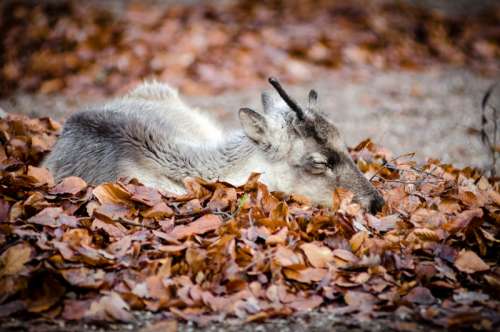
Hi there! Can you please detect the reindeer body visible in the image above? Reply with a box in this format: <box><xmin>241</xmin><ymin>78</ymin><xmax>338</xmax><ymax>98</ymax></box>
<box><xmin>44</xmin><ymin>82</ymin><xmax>286</xmax><ymax>193</ymax></box>
<box><xmin>44</xmin><ymin>79</ymin><xmax>384</xmax><ymax>212</ymax></box>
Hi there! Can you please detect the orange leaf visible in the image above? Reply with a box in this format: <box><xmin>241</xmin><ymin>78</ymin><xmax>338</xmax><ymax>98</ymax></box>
<box><xmin>168</xmin><ymin>214</ymin><xmax>222</xmax><ymax>240</ymax></box>
<box><xmin>412</xmin><ymin>228</ymin><xmax>440</xmax><ymax>242</ymax></box>
<box><xmin>283</xmin><ymin>267</ymin><xmax>328</xmax><ymax>284</ymax></box>
<box><xmin>266</xmin><ymin>227</ymin><xmax>288</xmax><ymax>245</ymax></box>
<box><xmin>141</xmin><ymin>202</ymin><xmax>174</xmax><ymax>219</ymax></box>
<box><xmin>93</xmin><ymin>183</ymin><xmax>131</xmax><ymax>205</ymax></box>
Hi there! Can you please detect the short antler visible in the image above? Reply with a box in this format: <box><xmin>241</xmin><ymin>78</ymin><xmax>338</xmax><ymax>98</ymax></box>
<box><xmin>268</xmin><ymin>77</ymin><xmax>306</xmax><ymax>120</ymax></box>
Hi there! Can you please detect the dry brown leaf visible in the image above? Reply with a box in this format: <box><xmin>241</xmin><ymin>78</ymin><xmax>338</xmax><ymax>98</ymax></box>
<box><xmin>0</xmin><ymin>242</ymin><xmax>33</xmax><ymax>277</ymax></box>
<box><xmin>332</xmin><ymin>249</ymin><xmax>359</xmax><ymax>268</ymax></box>
<box><xmin>266</xmin><ymin>227</ymin><xmax>288</xmax><ymax>245</ymax></box>
<box><xmin>454</xmin><ymin>250</ymin><xmax>489</xmax><ymax>274</ymax></box>
<box><xmin>85</xmin><ymin>292</ymin><xmax>133</xmax><ymax>322</ymax></box>
<box><xmin>139</xmin><ymin>320</ymin><xmax>178</xmax><ymax>332</ymax></box>
<box><xmin>51</xmin><ymin>176</ymin><xmax>87</xmax><ymax>195</ymax></box>
<box><xmin>283</xmin><ymin>267</ymin><xmax>328</xmax><ymax>284</ymax></box>
<box><xmin>274</xmin><ymin>246</ymin><xmax>303</xmax><ymax>267</ymax></box>
<box><xmin>93</xmin><ymin>183</ymin><xmax>131</xmax><ymax>205</ymax></box>
<box><xmin>60</xmin><ymin>268</ymin><xmax>106</xmax><ymax>289</ymax></box>
<box><xmin>332</xmin><ymin>188</ymin><xmax>354</xmax><ymax>211</ymax></box>
<box><xmin>28</xmin><ymin>207</ymin><xmax>64</xmax><ymax>228</ymax></box>
<box><xmin>350</xmin><ymin>231</ymin><xmax>368</xmax><ymax>253</ymax></box>
<box><xmin>288</xmin><ymin>295</ymin><xmax>323</xmax><ymax>311</ymax></box>
<box><xmin>127</xmin><ymin>184</ymin><xmax>162</xmax><ymax>206</ymax></box>
<box><xmin>403</xmin><ymin>286</ymin><xmax>436</xmax><ymax>305</ymax></box>
<box><xmin>26</xmin><ymin>166</ymin><xmax>54</xmax><ymax>187</ymax></box>
<box><xmin>344</xmin><ymin>291</ymin><xmax>377</xmax><ymax>308</ymax></box>
<box><xmin>412</xmin><ymin>228</ymin><xmax>440</xmax><ymax>242</ymax></box>
<box><xmin>26</xmin><ymin>274</ymin><xmax>65</xmax><ymax>313</ymax></box>
<box><xmin>300</xmin><ymin>242</ymin><xmax>334</xmax><ymax>268</ymax></box>
<box><xmin>444</xmin><ymin>209</ymin><xmax>483</xmax><ymax>234</ymax></box>
<box><xmin>141</xmin><ymin>202</ymin><xmax>174</xmax><ymax>219</ymax></box>
<box><xmin>168</xmin><ymin>214</ymin><xmax>222</xmax><ymax>240</ymax></box>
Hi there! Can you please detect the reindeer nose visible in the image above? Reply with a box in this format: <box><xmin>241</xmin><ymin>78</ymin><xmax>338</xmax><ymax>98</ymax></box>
<box><xmin>369</xmin><ymin>193</ymin><xmax>385</xmax><ymax>214</ymax></box>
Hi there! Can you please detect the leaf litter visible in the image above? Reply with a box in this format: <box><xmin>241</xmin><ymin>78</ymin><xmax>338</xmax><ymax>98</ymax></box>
<box><xmin>0</xmin><ymin>116</ymin><xmax>499</xmax><ymax>330</ymax></box>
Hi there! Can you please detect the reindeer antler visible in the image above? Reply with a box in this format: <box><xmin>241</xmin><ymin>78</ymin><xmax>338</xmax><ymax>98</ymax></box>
<box><xmin>268</xmin><ymin>77</ymin><xmax>306</xmax><ymax>120</ymax></box>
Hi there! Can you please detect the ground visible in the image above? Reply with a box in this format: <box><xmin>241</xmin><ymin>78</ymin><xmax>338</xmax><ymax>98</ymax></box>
<box><xmin>0</xmin><ymin>0</ymin><xmax>498</xmax><ymax>331</ymax></box>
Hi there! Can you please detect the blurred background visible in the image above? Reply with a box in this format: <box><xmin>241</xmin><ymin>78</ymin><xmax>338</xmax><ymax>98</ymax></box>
<box><xmin>1</xmin><ymin>0</ymin><xmax>499</xmax><ymax>170</ymax></box>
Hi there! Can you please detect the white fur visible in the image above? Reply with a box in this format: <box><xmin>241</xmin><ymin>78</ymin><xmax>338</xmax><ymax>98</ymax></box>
<box><xmin>126</xmin><ymin>80</ymin><xmax>224</xmax><ymax>145</ymax></box>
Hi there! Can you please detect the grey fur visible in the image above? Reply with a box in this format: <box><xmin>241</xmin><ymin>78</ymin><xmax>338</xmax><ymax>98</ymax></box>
<box><xmin>43</xmin><ymin>80</ymin><xmax>384</xmax><ymax>213</ymax></box>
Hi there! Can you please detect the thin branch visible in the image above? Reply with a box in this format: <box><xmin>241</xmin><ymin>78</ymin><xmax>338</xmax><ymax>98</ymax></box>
<box><xmin>375</xmin><ymin>178</ymin><xmax>446</xmax><ymax>185</ymax></box>
<box><xmin>481</xmin><ymin>82</ymin><xmax>499</xmax><ymax>177</ymax></box>
<box><xmin>117</xmin><ymin>217</ymin><xmax>156</xmax><ymax>229</ymax></box>
<box><xmin>369</xmin><ymin>152</ymin><xmax>415</xmax><ymax>181</ymax></box>
<box><xmin>409</xmin><ymin>165</ymin><xmax>443</xmax><ymax>180</ymax></box>
<box><xmin>492</xmin><ymin>103</ymin><xmax>498</xmax><ymax>178</ymax></box>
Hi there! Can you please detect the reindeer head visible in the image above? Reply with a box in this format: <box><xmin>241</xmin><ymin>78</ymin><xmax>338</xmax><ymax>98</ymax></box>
<box><xmin>238</xmin><ymin>77</ymin><xmax>384</xmax><ymax>214</ymax></box>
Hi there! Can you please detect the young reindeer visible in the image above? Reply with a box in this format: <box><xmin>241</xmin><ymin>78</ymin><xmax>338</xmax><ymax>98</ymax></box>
<box><xmin>43</xmin><ymin>78</ymin><xmax>384</xmax><ymax>213</ymax></box>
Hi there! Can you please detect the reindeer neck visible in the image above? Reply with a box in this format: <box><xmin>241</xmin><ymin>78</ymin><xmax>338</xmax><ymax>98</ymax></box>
<box><xmin>161</xmin><ymin>132</ymin><xmax>270</xmax><ymax>185</ymax></box>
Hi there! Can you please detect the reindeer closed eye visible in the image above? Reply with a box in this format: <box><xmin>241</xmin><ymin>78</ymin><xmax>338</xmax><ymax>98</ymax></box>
<box><xmin>43</xmin><ymin>78</ymin><xmax>384</xmax><ymax>213</ymax></box>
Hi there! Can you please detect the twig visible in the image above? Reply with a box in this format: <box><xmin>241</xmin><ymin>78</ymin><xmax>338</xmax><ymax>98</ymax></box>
<box><xmin>409</xmin><ymin>165</ymin><xmax>443</xmax><ymax>180</ymax></box>
<box><xmin>376</xmin><ymin>178</ymin><xmax>446</xmax><ymax>185</ymax></box>
<box><xmin>117</xmin><ymin>217</ymin><xmax>156</xmax><ymax>229</ymax></box>
<box><xmin>481</xmin><ymin>82</ymin><xmax>499</xmax><ymax>177</ymax></box>
<box><xmin>369</xmin><ymin>152</ymin><xmax>416</xmax><ymax>181</ymax></box>
<box><xmin>174</xmin><ymin>210</ymin><xmax>231</xmax><ymax>225</ymax></box>
<box><xmin>241</xmin><ymin>251</ymin><xmax>274</xmax><ymax>272</ymax></box>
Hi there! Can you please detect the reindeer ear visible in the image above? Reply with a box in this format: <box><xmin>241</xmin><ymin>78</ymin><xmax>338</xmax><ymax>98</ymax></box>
<box><xmin>308</xmin><ymin>89</ymin><xmax>318</xmax><ymax>107</ymax></box>
<box><xmin>239</xmin><ymin>108</ymin><xmax>268</xmax><ymax>143</ymax></box>
<box><xmin>261</xmin><ymin>92</ymin><xmax>276</xmax><ymax>113</ymax></box>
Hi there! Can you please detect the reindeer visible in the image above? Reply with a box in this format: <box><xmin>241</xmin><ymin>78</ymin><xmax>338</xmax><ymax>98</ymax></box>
<box><xmin>43</xmin><ymin>78</ymin><xmax>384</xmax><ymax>213</ymax></box>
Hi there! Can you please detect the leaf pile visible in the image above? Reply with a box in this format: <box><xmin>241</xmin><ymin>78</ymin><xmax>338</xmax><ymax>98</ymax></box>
<box><xmin>0</xmin><ymin>115</ymin><xmax>499</xmax><ymax>330</ymax></box>
<box><xmin>1</xmin><ymin>0</ymin><xmax>499</xmax><ymax>97</ymax></box>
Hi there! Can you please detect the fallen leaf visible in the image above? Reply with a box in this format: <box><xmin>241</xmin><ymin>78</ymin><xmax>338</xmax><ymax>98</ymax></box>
<box><xmin>266</xmin><ymin>227</ymin><xmax>288</xmax><ymax>245</ymax></box>
<box><xmin>51</xmin><ymin>176</ymin><xmax>87</xmax><ymax>195</ymax></box>
<box><xmin>0</xmin><ymin>242</ymin><xmax>33</xmax><ymax>277</ymax></box>
<box><xmin>93</xmin><ymin>183</ymin><xmax>131</xmax><ymax>205</ymax></box>
<box><xmin>289</xmin><ymin>295</ymin><xmax>323</xmax><ymax>311</ymax></box>
<box><xmin>139</xmin><ymin>320</ymin><xmax>178</xmax><ymax>332</ymax></box>
<box><xmin>403</xmin><ymin>286</ymin><xmax>436</xmax><ymax>305</ymax></box>
<box><xmin>283</xmin><ymin>267</ymin><xmax>328</xmax><ymax>283</ymax></box>
<box><xmin>28</xmin><ymin>207</ymin><xmax>63</xmax><ymax>228</ymax></box>
<box><xmin>60</xmin><ymin>268</ymin><xmax>106</xmax><ymax>289</ymax></box>
<box><xmin>454</xmin><ymin>250</ymin><xmax>489</xmax><ymax>273</ymax></box>
<box><xmin>168</xmin><ymin>214</ymin><xmax>222</xmax><ymax>240</ymax></box>
<box><xmin>26</xmin><ymin>274</ymin><xmax>65</xmax><ymax>313</ymax></box>
<box><xmin>85</xmin><ymin>292</ymin><xmax>133</xmax><ymax>322</ymax></box>
<box><xmin>141</xmin><ymin>202</ymin><xmax>174</xmax><ymax>219</ymax></box>
<box><xmin>26</xmin><ymin>166</ymin><xmax>54</xmax><ymax>186</ymax></box>
<box><xmin>274</xmin><ymin>246</ymin><xmax>304</xmax><ymax>267</ymax></box>
<box><xmin>300</xmin><ymin>242</ymin><xmax>334</xmax><ymax>268</ymax></box>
